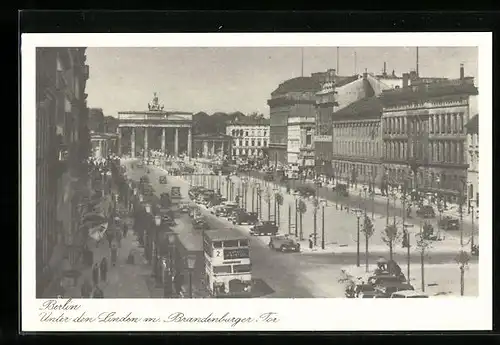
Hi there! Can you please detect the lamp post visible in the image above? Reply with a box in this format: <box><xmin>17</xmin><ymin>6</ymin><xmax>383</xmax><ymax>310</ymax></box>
<box><xmin>273</xmin><ymin>186</ymin><xmax>279</xmax><ymax>226</ymax></box>
<box><xmin>294</xmin><ymin>191</ymin><xmax>299</xmax><ymax>237</ymax></box>
<box><xmin>251</xmin><ymin>182</ymin><xmax>255</xmax><ymax>213</ymax></box>
<box><xmin>353</xmin><ymin>208</ymin><xmax>363</xmax><ymax>267</ymax></box>
<box><xmin>321</xmin><ymin>200</ymin><xmax>327</xmax><ymax>250</ymax></box>
<box><xmin>389</xmin><ymin>187</ymin><xmax>398</xmax><ymax>226</ymax></box>
<box><xmin>186</xmin><ymin>254</ymin><xmax>197</xmax><ymax>298</ymax></box>
<box><xmin>403</xmin><ymin>223</ymin><xmax>414</xmax><ymax>283</ymax></box>
<box><xmin>256</xmin><ymin>183</ymin><xmax>262</xmax><ymax>220</ymax></box>
<box><xmin>470</xmin><ymin>200</ymin><xmax>477</xmax><ymax>253</ymax></box>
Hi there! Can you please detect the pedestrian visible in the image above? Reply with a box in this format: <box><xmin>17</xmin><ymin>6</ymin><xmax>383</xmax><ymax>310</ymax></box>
<box><xmin>100</xmin><ymin>257</ymin><xmax>108</xmax><ymax>282</ymax></box>
<box><xmin>81</xmin><ymin>278</ymin><xmax>93</xmax><ymax>298</ymax></box>
<box><xmin>93</xmin><ymin>285</ymin><xmax>104</xmax><ymax>298</ymax></box>
<box><xmin>116</xmin><ymin>229</ymin><xmax>122</xmax><ymax>248</ymax></box>
<box><xmin>92</xmin><ymin>263</ymin><xmax>99</xmax><ymax>286</ymax></box>
<box><xmin>106</xmin><ymin>230</ymin><xmax>114</xmax><ymax>248</ymax></box>
<box><xmin>111</xmin><ymin>243</ymin><xmax>118</xmax><ymax>267</ymax></box>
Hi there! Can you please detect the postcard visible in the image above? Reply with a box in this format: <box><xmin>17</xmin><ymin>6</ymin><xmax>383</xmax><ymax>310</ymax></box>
<box><xmin>21</xmin><ymin>32</ymin><xmax>492</xmax><ymax>331</ymax></box>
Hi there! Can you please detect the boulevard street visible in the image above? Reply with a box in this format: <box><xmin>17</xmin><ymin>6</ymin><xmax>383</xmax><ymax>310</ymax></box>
<box><xmin>124</xmin><ymin>159</ymin><xmax>477</xmax><ymax>298</ymax></box>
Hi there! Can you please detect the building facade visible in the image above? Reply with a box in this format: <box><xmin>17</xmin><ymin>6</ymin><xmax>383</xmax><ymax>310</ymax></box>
<box><xmin>380</xmin><ymin>65</ymin><xmax>478</xmax><ymax>202</ymax></box>
<box><xmin>331</xmin><ymin>97</ymin><xmax>383</xmax><ymax>187</ymax></box>
<box><xmin>90</xmin><ymin>131</ymin><xmax>119</xmax><ymax>158</ymax></box>
<box><xmin>118</xmin><ymin>93</ymin><xmax>193</xmax><ymax>158</ymax></box>
<box><xmin>36</xmin><ymin>47</ymin><xmax>90</xmax><ymax>297</ymax></box>
<box><xmin>287</xmin><ymin>116</ymin><xmax>315</xmax><ymax>166</ymax></box>
<box><xmin>465</xmin><ymin>114</ymin><xmax>479</xmax><ymax>206</ymax></box>
<box><xmin>193</xmin><ymin>133</ymin><xmax>233</xmax><ymax>159</ymax></box>
<box><xmin>268</xmin><ymin>75</ymin><xmax>324</xmax><ymax>165</ymax></box>
<box><xmin>226</xmin><ymin>117</ymin><xmax>270</xmax><ymax>158</ymax></box>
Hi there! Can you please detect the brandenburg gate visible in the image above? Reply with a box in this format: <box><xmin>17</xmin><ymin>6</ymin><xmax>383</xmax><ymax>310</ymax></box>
<box><xmin>117</xmin><ymin>93</ymin><xmax>193</xmax><ymax>158</ymax></box>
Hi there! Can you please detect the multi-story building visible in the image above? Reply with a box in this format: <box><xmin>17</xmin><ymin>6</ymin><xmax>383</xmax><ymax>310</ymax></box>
<box><xmin>268</xmin><ymin>74</ymin><xmax>325</xmax><ymax>165</ymax></box>
<box><xmin>287</xmin><ymin>116</ymin><xmax>315</xmax><ymax>166</ymax></box>
<box><xmin>226</xmin><ymin>117</ymin><xmax>270</xmax><ymax>158</ymax></box>
<box><xmin>36</xmin><ymin>47</ymin><xmax>90</xmax><ymax>297</ymax></box>
<box><xmin>317</xmin><ymin>67</ymin><xmax>402</xmax><ymax>183</ymax></box>
<box><xmin>380</xmin><ymin>65</ymin><xmax>478</xmax><ymax>202</ymax></box>
<box><xmin>465</xmin><ymin>114</ymin><xmax>479</xmax><ymax>206</ymax></box>
<box><xmin>331</xmin><ymin>95</ymin><xmax>383</xmax><ymax>188</ymax></box>
<box><xmin>90</xmin><ymin>131</ymin><xmax>119</xmax><ymax>158</ymax></box>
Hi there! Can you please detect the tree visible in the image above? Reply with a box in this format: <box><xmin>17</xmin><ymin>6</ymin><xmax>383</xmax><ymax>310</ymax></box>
<box><xmin>275</xmin><ymin>192</ymin><xmax>283</xmax><ymax>227</ymax></box>
<box><xmin>361</xmin><ymin>215</ymin><xmax>375</xmax><ymax>272</ymax></box>
<box><xmin>416</xmin><ymin>222</ymin><xmax>432</xmax><ymax>292</ymax></box>
<box><xmin>381</xmin><ymin>224</ymin><xmax>400</xmax><ymax>261</ymax></box>
<box><xmin>297</xmin><ymin>199</ymin><xmax>307</xmax><ymax>240</ymax></box>
<box><xmin>455</xmin><ymin>249</ymin><xmax>470</xmax><ymax>296</ymax></box>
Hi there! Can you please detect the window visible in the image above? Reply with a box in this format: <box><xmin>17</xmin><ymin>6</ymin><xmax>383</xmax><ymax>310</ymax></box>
<box><xmin>245</xmin><ymin>131</ymin><xmax>249</xmax><ymax>136</ymax></box>
<box><xmin>263</xmin><ymin>140</ymin><xmax>267</xmax><ymax>147</ymax></box>
<box><xmin>233</xmin><ymin>264</ymin><xmax>251</xmax><ymax>273</ymax></box>
<box><xmin>213</xmin><ymin>265</ymin><xmax>232</xmax><ymax>274</ymax></box>
<box><xmin>245</xmin><ymin>140</ymin><xmax>249</xmax><ymax>147</ymax></box>
<box><xmin>232</xmin><ymin>129</ymin><xmax>236</xmax><ymax>136</ymax></box>
<box><xmin>264</xmin><ymin>131</ymin><xmax>267</xmax><ymax>136</ymax></box>
<box><xmin>251</xmin><ymin>140</ymin><xmax>255</xmax><ymax>147</ymax></box>
<box><xmin>239</xmin><ymin>140</ymin><xmax>243</xmax><ymax>146</ymax></box>
<box><xmin>306</xmin><ymin>134</ymin><xmax>312</xmax><ymax>146</ymax></box>
<box><xmin>223</xmin><ymin>240</ymin><xmax>239</xmax><ymax>248</ymax></box>
<box><xmin>441</xmin><ymin>115</ymin><xmax>445</xmax><ymax>133</ymax></box>
<box><xmin>257</xmin><ymin>140</ymin><xmax>261</xmax><ymax>147</ymax></box>
<box><xmin>232</xmin><ymin>149</ymin><xmax>236</xmax><ymax>156</ymax></box>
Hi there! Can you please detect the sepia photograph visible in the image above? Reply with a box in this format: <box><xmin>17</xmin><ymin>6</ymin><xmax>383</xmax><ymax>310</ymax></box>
<box><xmin>22</xmin><ymin>33</ymin><xmax>491</xmax><ymax>331</ymax></box>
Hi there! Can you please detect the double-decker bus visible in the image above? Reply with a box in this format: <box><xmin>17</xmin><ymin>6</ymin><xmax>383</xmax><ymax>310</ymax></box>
<box><xmin>203</xmin><ymin>229</ymin><xmax>252</xmax><ymax>297</ymax></box>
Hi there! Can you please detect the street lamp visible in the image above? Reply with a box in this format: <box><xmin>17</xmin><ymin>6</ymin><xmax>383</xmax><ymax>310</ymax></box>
<box><xmin>320</xmin><ymin>200</ymin><xmax>327</xmax><ymax>250</ymax></box>
<box><xmin>353</xmin><ymin>208</ymin><xmax>364</xmax><ymax>267</ymax></box>
<box><xmin>152</xmin><ymin>215</ymin><xmax>162</xmax><ymax>285</ymax></box>
<box><xmin>402</xmin><ymin>223</ymin><xmax>414</xmax><ymax>283</ymax></box>
<box><xmin>293</xmin><ymin>191</ymin><xmax>300</xmax><ymax>237</ymax></box>
<box><xmin>273</xmin><ymin>185</ymin><xmax>280</xmax><ymax>225</ymax></box>
<box><xmin>186</xmin><ymin>254</ymin><xmax>197</xmax><ymax>298</ymax></box>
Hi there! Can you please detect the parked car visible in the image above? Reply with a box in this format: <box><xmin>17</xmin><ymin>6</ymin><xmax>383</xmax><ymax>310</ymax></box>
<box><xmin>159</xmin><ymin>175</ymin><xmax>167</xmax><ymax>184</ymax></box>
<box><xmin>268</xmin><ymin>234</ymin><xmax>300</xmax><ymax>252</ymax></box>
<box><xmin>438</xmin><ymin>216</ymin><xmax>460</xmax><ymax>230</ymax></box>
<box><xmin>233</xmin><ymin>211</ymin><xmax>259</xmax><ymax>225</ymax></box>
<box><xmin>295</xmin><ymin>186</ymin><xmax>316</xmax><ymax>198</ymax></box>
<box><xmin>374</xmin><ymin>282</ymin><xmax>414</xmax><ymax>298</ymax></box>
<box><xmin>250</xmin><ymin>221</ymin><xmax>279</xmax><ymax>236</ymax></box>
<box><xmin>416</xmin><ymin>205</ymin><xmax>436</xmax><ymax>218</ymax></box>
<box><xmin>471</xmin><ymin>244</ymin><xmax>479</xmax><ymax>257</ymax></box>
<box><xmin>179</xmin><ymin>203</ymin><xmax>190</xmax><ymax>213</ymax></box>
<box><xmin>368</xmin><ymin>274</ymin><xmax>406</xmax><ymax>286</ymax></box>
<box><xmin>193</xmin><ymin>218</ymin><xmax>210</xmax><ymax>230</ymax></box>
<box><xmin>390</xmin><ymin>290</ymin><xmax>428</xmax><ymax>298</ymax></box>
<box><xmin>358</xmin><ymin>291</ymin><xmax>385</xmax><ymax>298</ymax></box>
<box><xmin>161</xmin><ymin>215</ymin><xmax>176</xmax><ymax>227</ymax></box>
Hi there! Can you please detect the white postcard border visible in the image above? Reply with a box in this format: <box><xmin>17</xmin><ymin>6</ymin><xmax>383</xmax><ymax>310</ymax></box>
<box><xmin>21</xmin><ymin>32</ymin><xmax>492</xmax><ymax>331</ymax></box>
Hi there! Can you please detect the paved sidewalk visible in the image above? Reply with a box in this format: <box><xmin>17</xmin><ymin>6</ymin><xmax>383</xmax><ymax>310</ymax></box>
<box><xmin>65</xmin><ymin>218</ymin><xmax>151</xmax><ymax>298</ymax></box>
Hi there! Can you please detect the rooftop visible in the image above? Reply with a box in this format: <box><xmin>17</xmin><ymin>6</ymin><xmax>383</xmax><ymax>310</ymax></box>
<box><xmin>271</xmin><ymin>76</ymin><xmax>321</xmax><ymax>96</ymax></box>
<box><xmin>227</xmin><ymin>117</ymin><xmax>270</xmax><ymax>126</ymax></box>
<box><xmin>380</xmin><ymin>78</ymin><xmax>478</xmax><ymax>106</ymax></box>
<box><xmin>332</xmin><ymin>96</ymin><xmax>382</xmax><ymax>119</ymax></box>
<box><xmin>204</xmin><ymin>228</ymin><xmax>248</xmax><ymax>242</ymax></box>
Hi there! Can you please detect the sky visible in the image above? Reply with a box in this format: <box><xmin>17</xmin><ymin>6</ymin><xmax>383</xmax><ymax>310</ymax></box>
<box><xmin>85</xmin><ymin>47</ymin><xmax>478</xmax><ymax>117</ymax></box>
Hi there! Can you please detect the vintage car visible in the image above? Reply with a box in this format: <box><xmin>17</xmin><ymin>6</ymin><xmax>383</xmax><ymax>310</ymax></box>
<box><xmin>250</xmin><ymin>221</ymin><xmax>279</xmax><ymax>236</ymax></box>
<box><xmin>193</xmin><ymin>218</ymin><xmax>210</xmax><ymax>231</ymax></box>
<box><xmin>232</xmin><ymin>211</ymin><xmax>259</xmax><ymax>225</ymax></box>
<box><xmin>416</xmin><ymin>205</ymin><xmax>436</xmax><ymax>218</ymax></box>
<box><xmin>268</xmin><ymin>234</ymin><xmax>300</xmax><ymax>252</ymax></box>
<box><xmin>159</xmin><ymin>175</ymin><xmax>168</xmax><ymax>184</ymax></box>
<box><xmin>374</xmin><ymin>282</ymin><xmax>414</xmax><ymax>298</ymax></box>
<box><xmin>438</xmin><ymin>216</ymin><xmax>460</xmax><ymax>230</ymax></box>
<box><xmin>390</xmin><ymin>290</ymin><xmax>428</xmax><ymax>298</ymax></box>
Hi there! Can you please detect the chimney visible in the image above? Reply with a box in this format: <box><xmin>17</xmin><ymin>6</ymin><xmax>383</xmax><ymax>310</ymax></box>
<box><xmin>383</xmin><ymin>62</ymin><xmax>387</xmax><ymax>76</ymax></box>
<box><xmin>460</xmin><ymin>63</ymin><xmax>464</xmax><ymax>79</ymax></box>
<box><xmin>403</xmin><ymin>73</ymin><xmax>409</xmax><ymax>88</ymax></box>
